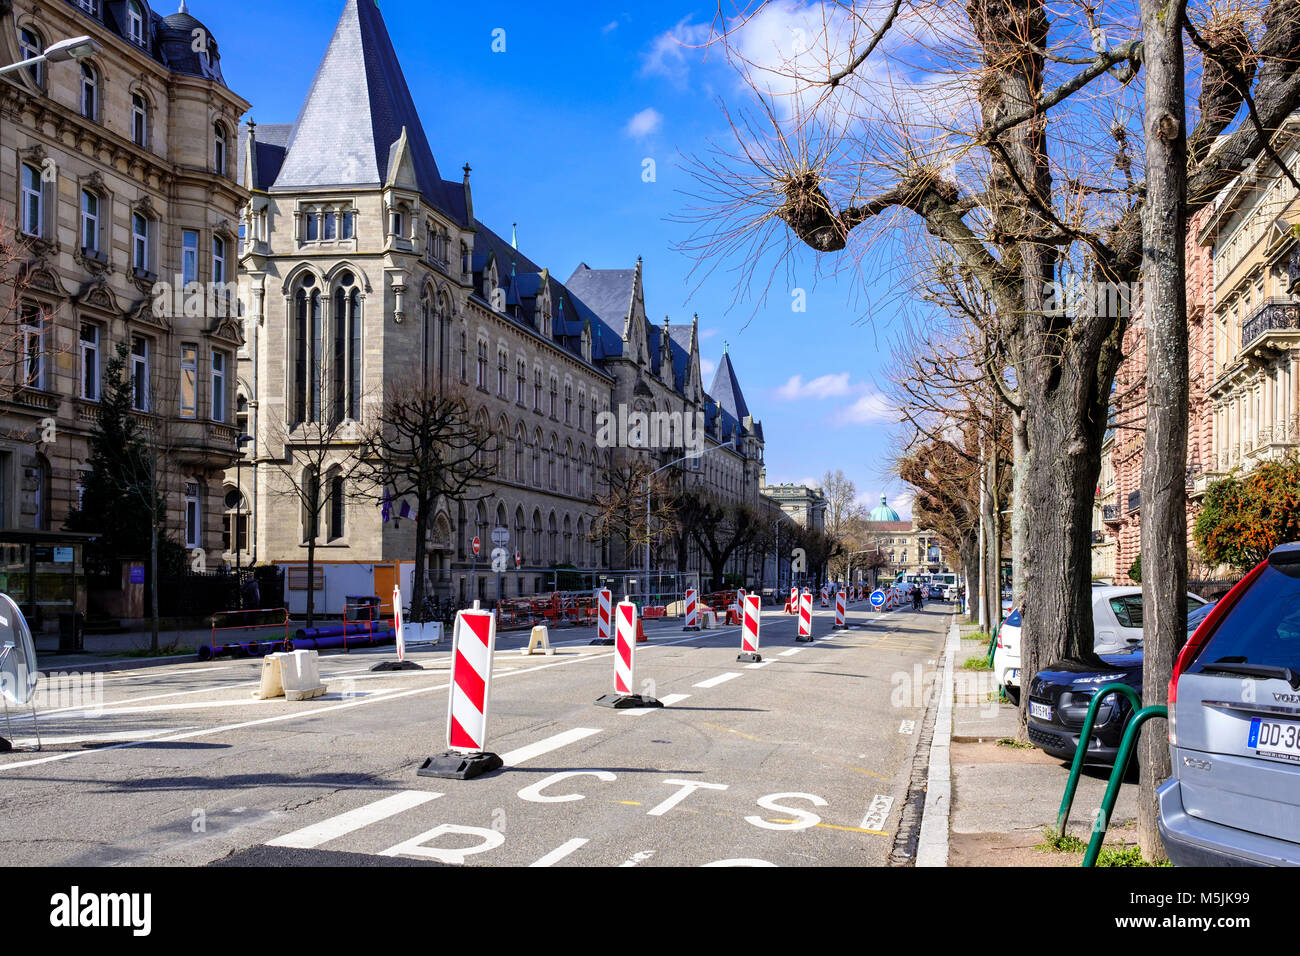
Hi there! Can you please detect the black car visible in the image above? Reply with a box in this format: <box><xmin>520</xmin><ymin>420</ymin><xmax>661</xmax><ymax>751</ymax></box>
<box><xmin>1026</xmin><ymin>602</ymin><xmax>1217</xmax><ymax>765</ymax></box>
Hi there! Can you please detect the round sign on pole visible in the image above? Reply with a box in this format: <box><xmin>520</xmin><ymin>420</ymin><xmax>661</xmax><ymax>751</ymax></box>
<box><xmin>515</xmin><ymin>550</ymin><xmax>522</xmax><ymax>569</ymax></box>
<box><xmin>870</xmin><ymin>589</ymin><xmax>886</xmax><ymax>608</ymax></box>
<box><xmin>472</xmin><ymin>536</ymin><xmax>481</xmax><ymax>556</ymax></box>
<box><xmin>491</xmin><ymin>526</ymin><xmax>509</xmax><ymax>547</ymax></box>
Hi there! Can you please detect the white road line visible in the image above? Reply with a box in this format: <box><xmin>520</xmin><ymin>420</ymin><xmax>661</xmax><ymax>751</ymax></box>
<box><xmin>268</xmin><ymin>790</ymin><xmax>440</xmax><ymax>849</ymax></box>
<box><xmin>6</xmin><ymin>727</ymin><xmax>198</xmax><ymax>746</ymax></box>
<box><xmin>861</xmin><ymin>794</ymin><xmax>895</xmax><ymax>832</ymax></box>
<box><xmin>618</xmin><ymin>850</ymin><xmax>655</xmax><ymax>867</ymax></box>
<box><xmin>693</xmin><ymin>672</ymin><xmax>741</xmax><ymax>689</ymax></box>
<box><xmin>621</xmin><ymin>692</ymin><xmax>690</xmax><ymax>716</ymax></box>
<box><xmin>745</xmin><ymin>660</ymin><xmax>773</xmax><ymax>670</ymax></box>
<box><xmin>0</xmin><ymin>631</ymin><xmax>714</xmax><ymax>775</ymax></box>
<box><xmin>778</xmin><ymin>648</ymin><xmax>805</xmax><ymax>657</ymax></box>
<box><xmin>530</xmin><ymin>838</ymin><xmax>589</xmax><ymax>867</ymax></box>
<box><xmin>500</xmin><ymin>728</ymin><xmax>601</xmax><ymax>766</ymax></box>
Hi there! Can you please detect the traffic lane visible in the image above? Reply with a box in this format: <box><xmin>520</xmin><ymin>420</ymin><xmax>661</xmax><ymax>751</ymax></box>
<box><xmin>216</xmin><ymin>608</ymin><xmax>948</xmax><ymax>866</ymax></box>
<box><xmin>0</xmin><ymin>609</ymin><xmax>943</xmax><ymax>865</ymax></box>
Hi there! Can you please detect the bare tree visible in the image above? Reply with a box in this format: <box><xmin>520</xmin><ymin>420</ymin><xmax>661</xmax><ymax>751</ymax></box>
<box><xmin>349</xmin><ymin>379</ymin><xmax>496</xmax><ymax>622</ymax></box>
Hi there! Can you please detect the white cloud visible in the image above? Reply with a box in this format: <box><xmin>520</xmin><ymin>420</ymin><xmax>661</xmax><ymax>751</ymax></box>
<box><xmin>699</xmin><ymin>328</ymin><xmax>720</xmax><ymax>340</ymax></box>
<box><xmin>641</xmin><ymin>16</ymin><xmax>713</xmax><ymax>83</ymax></box>
<box><xmin>774</xmin><ymin>372</ymin><xmax>853</xmax><ymax>401</ymax></box>
<box><xmin>602</xmin><ymin>20</ymin><xmax>619</xmax><ymax>34</ymax></box>
<box><xmin>624</xmin><ymin>108</ymin><xmax>663</xmax><ymax>139</ymax></box>
<box><xmin>837</xmin><ymin>391</ymin><xmax>893</xmax><ymax>425</ymax></box>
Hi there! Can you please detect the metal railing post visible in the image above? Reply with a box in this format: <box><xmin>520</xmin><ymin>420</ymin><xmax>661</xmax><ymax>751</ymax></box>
<box><xmin>1082</xmin><ymin>704</ymin><xmax>1167</xmax><ymax>867</ymax></box>
<box><xmin>1054</xmin><ymin>682</ymin><xmax>1143</xmax><ymax>836</ymax></box>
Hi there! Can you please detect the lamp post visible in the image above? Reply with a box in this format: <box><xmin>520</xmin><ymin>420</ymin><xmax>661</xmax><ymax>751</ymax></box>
<box><xmin>643</xmin><ymin>440</ymin><xmax>734</xmax><ymax>604</ymax></box>
<box><xmin>0</xmin><ymin>36</ymin><xmax>102</xmax><ymax>77</ymax></box>
<box><xmin>234</xmin><ymin>434</ymin><xmax>252</xmax><ymax>606</ymax></box>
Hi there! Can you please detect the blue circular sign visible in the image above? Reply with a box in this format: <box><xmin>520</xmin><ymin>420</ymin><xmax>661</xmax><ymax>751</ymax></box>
<box><xmin>870</xmin><ymin>589</ymin><xmax>886</xmax><ymax>608</ymax></box>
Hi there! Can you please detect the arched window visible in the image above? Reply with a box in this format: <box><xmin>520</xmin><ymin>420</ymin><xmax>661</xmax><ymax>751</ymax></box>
<box><xmin>213</xmin><ymin>123</ymin><xmax>228</xmax><ymax>177</ymax></box>
<box><xmin>329</xmin><ymin>271</ymin><xmax>361</xmax><ymax>423</ymax></box>
<box><xmin>532</xmin><ymin>430</ymin><xmax>542</xmax><ymax>486</ymax></box>
<box><xmin>127</xmin><ymin>2</ymin><xmax>146</xmax><ymax>43</ymax></box>
<box><xmin>514</xmin><ymin>424</ymin><xmax>525</xmax><ymax>483</ymax></box>
<box><xmin>292</xmin><ymin>274</ymin><xmax>323</xmax><ymax>425</ymax></box>
<box><xmin>548</xmin><ymin>435</ymin><xmax>557</xmax><ymax>490</ymax></box>
<box><xmin>531</xmin><ymin>510</ymin><xmax>542</xmax><ymax>563</ymax></box>
<box><xmin>563</xmin><ymin>440</ymin><xmax>572</xmax><ymax>494</ymax></box>
<box><xmin>18</xmin><ymin>27</ymin><xmax>43</xmax><ymax>87</ymax></box>
<box><xmin>476</xmin><ymin>339</ymin><xmax>488</xmax><ymax>388</ymax></box>
<box><xmin>575</xmin><ymin>518</ymin><xmax>586</xmax><ymax>567</ymax></box>
<box><xmin>547</xmin><ymin>512</ymin><xmax>558</xmax><ymax>564</ymax></box>
<box><xmin>301</xmin><ymin>467</ymin><xmax>320</xmax><ymax>542</ymax></box>
<box><xmin>184</xmin><ymin>479</ymin><xmax>203</xmax><ymax>549</ymax></box>
<box><xmin>80</xmin><ymin>63</ymin><xmax>98</xmax><ymax>120</ymax></box>
<box><xmin>563</xmin><ymin>515</ymin><xmax>572</xmax><ymax>563</ymax></box>
<box><xmin>131</xmin><ymin>92</ymin><xmax>148</xmax><ymax>146</ymax></box>
<box><xmin>80</xmin><ymin>189</ymin><xmax>100</xmax><ymax>253</ymax></box>
<box><xmin>223</xmin><ymin>485</ymin><xmax>248</xmax><ymax>554</ymax></box>
<box><xmin>577</xmin><ymin>444</ymin><xmax>586</xmax><ymax>499</ymax></box>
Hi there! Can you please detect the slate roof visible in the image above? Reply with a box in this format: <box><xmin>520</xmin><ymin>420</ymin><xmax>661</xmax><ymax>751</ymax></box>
<box><xmin>565</xmin><ymin>265</ymin><xmax>634</xmax><ymax>335</ymax></box>
<box><xmin>63</xmin><ymin>1</ymin><xmax>228</xmax><ymax>84</ymax></box>
<box><xmin>270</xmin><ymin>0</ymin><xmax>456</xmax><ymax>218</ymax></box>
<box><xmin>709</xmin><ymin>352</ymin><xmax>751</xmax><ymax>424</ymax></box>
<box><xmin>237</xmin><ymin>123</ymin><xmax>293</xmax><ymax>192</ymax></box>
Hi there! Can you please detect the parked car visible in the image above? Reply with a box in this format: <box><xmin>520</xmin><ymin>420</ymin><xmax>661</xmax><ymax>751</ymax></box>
<box><xmin>1025</xmin><ymin>597</ymin><xmax>1214</xmax><ymax>766</ymax></box>
<box><xmin>993</xmin><ymin>607</ymin><xmax>1023</xmax><ymax>704</ymax></box>
<box><xmin>1158</xmin><ymin>542</ymin><xmax>1300</xmax><ymax>865</ymax></box>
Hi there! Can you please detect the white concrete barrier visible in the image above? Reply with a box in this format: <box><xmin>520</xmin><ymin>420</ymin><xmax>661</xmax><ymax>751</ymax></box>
<box><xmin>701</xmin><ymin>610</ymin><xmax>717</xmax><ymax>629</ymax></box>
<box><xmin>252</xmin><ymin>654</ymin><xmax>285</xmax><ymax>700</ymax></box>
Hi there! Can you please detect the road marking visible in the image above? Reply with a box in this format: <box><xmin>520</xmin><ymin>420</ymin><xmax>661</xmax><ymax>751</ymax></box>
<box><xmin>701</xmin><ymin>721</ymin><xmax>765</xmax><ymax>743</ymax></box>
<box><xmin>500</xmin><ymin>728</ymin><xmax>600</xmax><ymax>766</ymax></box>
<box><xmin>899</xmin><ymin>720</ymin><xmax>916</xmax><ymax>735</ymax></box>
<box><xmin>620</xmin><ymin>801</ymin><xmax>642</xmax><ymax>806</ymax></box>
<box><xmin>618</xmin><ymin>850</ymin><xmax>655</xmax><ymax>867</ymax></box>
<box><xmin>778</xmin><ymin>648</ymin><xmax>804</xmax><ymax>657</ymax></box>
<box><xmin>621</xmin><ymin>692</ymin><xmax>690</xmax><ymax>715</ymax></box>
<box><xmin>860</xmin><ymin>794</ymin><xmax>895</xmax><ymax>831</ymax></box>
<box><xmin>647</xmin><ymin>779</ymin><xmax>729</xmax><ymax>817</ymax></box>
<box><xmin>9</xmin><ymin>727</ymin><xmax>198</xmax><ymax>746</ymax></box>
<box><xmin>694</xmin><ymin>672</ymin><xmax>740</xmax><ymax>689</ymax></box>
<box><xmin>268</xmin><ymin>790</ymin><xmax>440</xmax><ymax>849</ymax></box>
<box><xmin>530</xmin><ymin>838</ymin><xmax>588</xmax><ymax>867</ymax></box>
<box><xmin>745</xmin><ymin>660</ymin><xmax>773</xmax><ymax>669</ymax></box>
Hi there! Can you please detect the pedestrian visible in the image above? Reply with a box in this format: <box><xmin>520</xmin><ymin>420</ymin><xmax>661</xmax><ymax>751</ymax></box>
<box><xmin>241</xmin><ymin>574</ymin><xmax>260</xmax><ymax>610</ymax></box>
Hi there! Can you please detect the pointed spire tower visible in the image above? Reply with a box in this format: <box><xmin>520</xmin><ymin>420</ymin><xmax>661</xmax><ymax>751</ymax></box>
<box><xmin>271</xmin><ymin>0</ymin><xmax>455</xmax><ymax>216</ymax></box>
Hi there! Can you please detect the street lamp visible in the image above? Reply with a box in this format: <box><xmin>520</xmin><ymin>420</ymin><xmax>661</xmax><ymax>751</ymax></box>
<box><xmin>643</xmin><ymin>440</ymin><xmax>735</xmax><ymax>603</ymax></box>
<box><xmin>0</xmin><ymin>36</ymin><xmax>103</xmax><ymax>77</ymax></box>
<box><xmin>235</xmin><ymin>434</ymin><xmax>252</xmax><ymax>606</ymax></box>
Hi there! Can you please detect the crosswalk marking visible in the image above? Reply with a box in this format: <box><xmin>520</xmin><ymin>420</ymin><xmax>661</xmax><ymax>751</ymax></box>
<box><xmin>268</xmin><ymin>790</ymin><xmax>439</xmax><ymax>849</ymax></box>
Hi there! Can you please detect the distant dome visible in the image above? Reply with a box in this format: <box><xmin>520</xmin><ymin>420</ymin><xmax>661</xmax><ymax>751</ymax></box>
<box><xmin>869</xmin><ymin>494</ymin><xmax>900</xmax><ymax>522</ymax></box>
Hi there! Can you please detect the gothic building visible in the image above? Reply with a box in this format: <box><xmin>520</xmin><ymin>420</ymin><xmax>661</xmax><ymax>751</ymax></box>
<box><xmin>232</xmin><ymin>0</ymin><xmax>765</xmax><ymax>607</ymax></box>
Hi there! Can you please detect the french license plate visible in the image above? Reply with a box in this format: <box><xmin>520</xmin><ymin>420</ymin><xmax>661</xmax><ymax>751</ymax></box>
<box><xmin>1029</xmin><ymin>701</ymin><xmax>1052</xmax><ymax>721</ymax></box>
<box><xmin>1248</xmin><ymin>718</ymin><xmax>1300</xmax><ymax>763</ymax></box>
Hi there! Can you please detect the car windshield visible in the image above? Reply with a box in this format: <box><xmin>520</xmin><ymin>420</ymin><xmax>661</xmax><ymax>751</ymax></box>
<box><xmin>1190</xmin><ymin>567</ymin><xmax>1300</xmax><ymax>672</ymax></box>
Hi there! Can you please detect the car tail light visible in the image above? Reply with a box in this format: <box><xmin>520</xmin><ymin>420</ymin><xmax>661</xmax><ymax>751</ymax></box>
<box><xmin>1167</xmin><ymin>559</ymin><xmax>1268</xmax><ymax>745</ymax></box>
<box><xmin>996</xmin><ymin>632</ymin><xmax>1003</xmax><ymax>649</ymax></box>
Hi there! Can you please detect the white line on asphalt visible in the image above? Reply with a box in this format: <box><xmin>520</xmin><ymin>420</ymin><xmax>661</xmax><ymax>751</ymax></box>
<box><xmin>6</xmin><ymin>727</ymin><xmax>199</xmax><ymax>746</ymax></box>
<box><xmin>745</xmin><ymin>660</ymin><xmax>773</xmax><ymax>669</ymax></box>
<box><xmin>268</xmin><ymin>790</ymin><xmax>440</xmax><ymax>849</ymax></box>
<box><xmin>861</xmin><ymin>794</ymin><xmax>895</xmax><ymax>832</ymax></box>
<box><xmin>530</xmin><ymin>838</ymin><xmax>589</xmax><ymax>867</ymax></box>
<box><xmin>693</xmin><ymin>672</ymin><xmax>741</xmax><ymax>689</ymax></box>
<box><xmin>620</xmin><ymin>692</ymin><xmax>690</xmax><ymax>716</ymax></box>
<box><xmin>500</xmin><ymin>728</ymin><xmax>601</xmax><ymax>766</ymax></box>
<box><xmin>0</xmin><ymin>631</ymin><xmax>720</xmax><ymax>774</ymax></box>
<box><xmin>778</xmin><ymin>648</ymin><xmax>805</xmax><ymax>657</ymax></box>
<box><xmin>618</xmin><ymin>850</ymin><xmax>655</xmax><ymax>867</ymax></box>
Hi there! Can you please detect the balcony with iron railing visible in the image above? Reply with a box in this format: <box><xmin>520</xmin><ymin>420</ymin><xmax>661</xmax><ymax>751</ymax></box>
<box><xmin>1102</xmin><ymin>502</ymin><xmax>1121</xmax><ymax>522</ymax></box>
<box><xmin>1241</xmin><ymin>299</ymin><xmax>1300</xmax><ymax>350</ymax></box>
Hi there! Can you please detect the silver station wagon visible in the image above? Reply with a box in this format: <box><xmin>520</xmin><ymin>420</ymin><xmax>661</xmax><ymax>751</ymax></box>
<box><xmin>1159</xmin><ymin>542</ymin><xmax>1300</xmax><ymax>865</ymax></box>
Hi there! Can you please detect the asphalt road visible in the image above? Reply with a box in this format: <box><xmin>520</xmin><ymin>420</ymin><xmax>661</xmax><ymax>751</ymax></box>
<box><xmin>0</xmin><ymin>599</ymin><xmax>952</xmax><ymax>867</ymax></box>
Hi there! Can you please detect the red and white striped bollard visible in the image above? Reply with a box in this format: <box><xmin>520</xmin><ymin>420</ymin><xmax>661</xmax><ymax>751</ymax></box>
<box><xmin>417</xmin><ymin>605</ymin><xmax>502</xmax><ymax>779</ymax></box>
<box><xmin>596</xmin><ymin>599</ymin><xmax>662</xmax><ymax>709</ymax></box>
<box><xmin>738</xmin><ymin>592</ymin><xmax>762</xmax><ymax>662</ymax></box>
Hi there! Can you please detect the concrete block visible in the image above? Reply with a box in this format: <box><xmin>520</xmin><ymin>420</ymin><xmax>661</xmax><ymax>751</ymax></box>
<box><xmin>281</xmin><ymin>650</ymin><xmax>327</xmax><ymax>701</ymax></box>
<box><xmin>522</xmin><ymin>625</ymin><xmax>554</xmax><ymax>656</ymax></box>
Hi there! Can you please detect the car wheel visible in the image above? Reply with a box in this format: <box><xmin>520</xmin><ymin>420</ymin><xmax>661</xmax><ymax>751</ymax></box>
<box><xmin>1003</xmin><ymin>685</ymin><xmax>1020</xmax><ymax>706</ymax></box>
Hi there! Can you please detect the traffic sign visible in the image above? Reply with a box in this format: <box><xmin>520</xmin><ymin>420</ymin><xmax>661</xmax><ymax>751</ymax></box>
<box><xmin>491</xmin><ymin>526</ymin><xmax>509</xmax><ymax>547</ymax></box>
<box><xmin>514</xmin><ymin>550</ymin><xmax>522</xmax><ymax>569</ymax></box>
<box><xmin>472</xmin><ymin>536</ymin><xmax>481</xmax><ymax>556</ymax></box>
<box><xmin>870</xmin><ymin>589</ymin><xmax>886</xmax><ymax>608</ymax></box>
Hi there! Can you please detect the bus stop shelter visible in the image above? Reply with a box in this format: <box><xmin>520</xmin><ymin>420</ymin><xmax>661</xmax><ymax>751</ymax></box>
<box><xmin>0</xmin><ymin>531</ymin><xmax>98</xmax><ymax>646</ymax></box>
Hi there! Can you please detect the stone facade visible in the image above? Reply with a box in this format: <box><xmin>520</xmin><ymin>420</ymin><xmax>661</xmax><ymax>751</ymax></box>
<box><xmin>232</xmin><ymin>0</ymin><xmax>767</xmax><ymax>604</ymax></box>
<box><xmin>1</xmin><ymin>0</ymin><xmax>248</xmax><ymax>562</ymax></box>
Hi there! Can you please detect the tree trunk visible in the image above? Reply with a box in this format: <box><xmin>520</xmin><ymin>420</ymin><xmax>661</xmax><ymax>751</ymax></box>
<box><xmin>412</xmin><ymin>495</ymin><xmax>430</xmax><ymax>622</ymax></box>
<box><xmin>1138</xmin><ymin>0</ymin><xmax>1189</xmax><ymax>864</ymax></box>
<box><xmin>1012</xmin><ymin>408</ymin><xmax>1028</xmax><ymax>607</ymax></box>
<box><xmin>150</xmin><ymin>512</ymin><xmax>160</xmax><ymax>653</ymax></box>
<box><xmin>306</xmin><ymin>482</ymin><xmax>318</xmax><ymax>627</ymax></box>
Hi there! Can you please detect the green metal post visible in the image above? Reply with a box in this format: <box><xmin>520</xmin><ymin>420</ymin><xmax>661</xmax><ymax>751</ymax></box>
<box><xmin>1054</xmin><ymin>683</ymin><xmax>1142</xmax><ymax>837</ymax></box>
<box><xmin>1082</xmin><ymin>704</ymin><xmax>1167</xmax><ymax>867</ymax></box>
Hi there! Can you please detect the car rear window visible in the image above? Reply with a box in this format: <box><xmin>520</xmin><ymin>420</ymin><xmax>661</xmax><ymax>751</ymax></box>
<box><xmin>1110</xmin><ymin>595</ymin><xmax>1143</xmax><ymax>628</ymax></box>
<box><xmin>1190</xmin><ymin>567</ymin><xmax>1300</xmax><ymax>672</ymax></box>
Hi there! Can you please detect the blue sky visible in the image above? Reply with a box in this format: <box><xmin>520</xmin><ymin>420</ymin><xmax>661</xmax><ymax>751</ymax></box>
<box><xmin>205</xmin><ymin>0</ymin><xmax>919</xmax><ymax>515</ymax></box>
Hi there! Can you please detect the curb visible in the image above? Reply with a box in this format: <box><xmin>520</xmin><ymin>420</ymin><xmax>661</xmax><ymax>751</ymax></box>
<box><xmin>916</xmin><ymin>619</ymin><xmax>959</xmax><ymax>867</ymax></box>
<box><xmin>37</xmin><ymin>653</ymin><xmax>201</xmax><ymax>675</ymax></box>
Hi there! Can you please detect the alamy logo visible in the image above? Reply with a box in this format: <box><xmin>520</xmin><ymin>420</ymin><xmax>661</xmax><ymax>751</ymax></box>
<box><xmin>50</xmin><ymin>887</ymin><xmax>151</xmax><ymax>937</ymax></box>
<box><xmin>595</xmin><ymin>405</ymin><xmax>706</xmax><ymax>458</ymax></box>
<box><xmin>152</xmin><ymin>278</ymin><xmax>239</xmax><ymax>319</ymax></box>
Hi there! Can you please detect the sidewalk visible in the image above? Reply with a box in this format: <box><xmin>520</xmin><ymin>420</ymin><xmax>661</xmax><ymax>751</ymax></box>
<box><xmin>924</xmin><ymin>620</ymin><xmax>1141</xmax><ymax>867</ymax></box>
<box><xmin>34</xmin><ymin>628</ymin><xmax>210</xmax><ymax>673</ymax></box>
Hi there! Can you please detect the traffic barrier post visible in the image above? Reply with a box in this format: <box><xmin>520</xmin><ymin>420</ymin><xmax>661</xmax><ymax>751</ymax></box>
<box><xmin>796</xmin><ymin>589</ymin><xmax>814</xmax><ymax>642</ymax></box>
<box><xmin>833</xmin><ymin>590</ymin><xmax>848</xmax><ymax>630</ymax></box>
<box><xmin>683</xmin><ymin>588</ymin><xmax>700</xmax><ymax>631</ymax></box>
<box><xmin>738</xmin><ymin>593</ymin><xmax>762</xmax><ymax>663</ymax></box>
<box><xmin>590</xmin><ymin>588</ymin><xmax>615</xmax><ymax>646</ymax></box>
<box><xmin>595</xmin><ymin>599</ymin><xmax>662</xmax><ymax>709</ymax></box>
<box><xmin>418</xmin><ymin>604</ymin><xmax>503</xmax><ymax>779</ymax></box>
